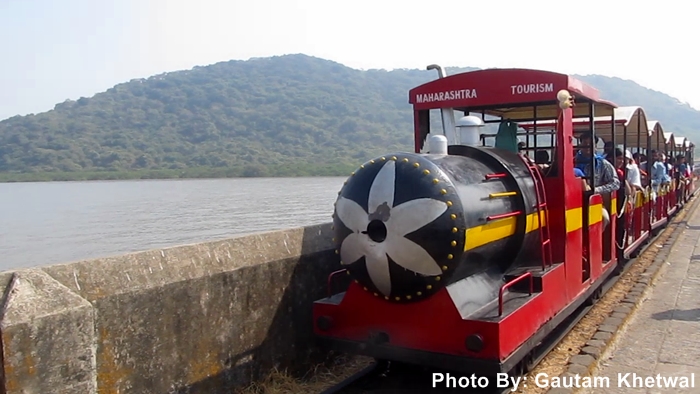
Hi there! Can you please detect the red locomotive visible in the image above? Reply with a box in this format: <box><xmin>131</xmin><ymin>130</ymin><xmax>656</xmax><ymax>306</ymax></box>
<box><xmin>312</xmin><ymin>66</ymin><xmax>697</xmax><ymax>379</ymax></box>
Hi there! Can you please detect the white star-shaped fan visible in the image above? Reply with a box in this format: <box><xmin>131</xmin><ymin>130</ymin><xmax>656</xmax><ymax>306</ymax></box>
<box><xmin>335</xmin><ymin>160</ymin><xmax>448</xmax><ymax>296</ymax></box>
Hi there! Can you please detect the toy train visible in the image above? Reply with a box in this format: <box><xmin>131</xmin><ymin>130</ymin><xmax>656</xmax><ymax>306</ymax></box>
<box><xmin>312</xmin><ymin>66</ymin><xmax>697</xmax><ymax>378</ymax></box>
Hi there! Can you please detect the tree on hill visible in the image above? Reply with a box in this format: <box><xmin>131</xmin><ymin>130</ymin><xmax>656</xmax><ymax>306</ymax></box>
<box><xmin>0</xmin><ymin>54</ymin><xmax>698</xmax><ymax>181</ymax></box>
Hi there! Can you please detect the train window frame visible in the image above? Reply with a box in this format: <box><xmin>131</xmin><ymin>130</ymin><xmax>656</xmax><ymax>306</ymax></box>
<box><xmin>417</xmin><ymin>107</ymin><xmax>616</xmax><ymax>185</ymax></box>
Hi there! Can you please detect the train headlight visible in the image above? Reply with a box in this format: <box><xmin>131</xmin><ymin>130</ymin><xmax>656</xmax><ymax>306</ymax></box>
<box><xmin>317</xmin><ymin>316</ymin><xmax>333</xmax><ymax>331</ymax></box>
<box><xmin>465</xmin><ymin>334</ymin><xmax>484</xmax><ymax>353</ymax></box>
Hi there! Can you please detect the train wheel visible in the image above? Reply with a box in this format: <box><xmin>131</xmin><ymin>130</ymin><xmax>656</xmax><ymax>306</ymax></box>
<box><xmin>584</xmin><ymin>286</ymin><xmax>603</xmax><ymax>306</ymax></box>
<box><xmin>595</xmin><ymin>286</ymin><xmax>603</xmax><ymax>300</ymax></box>
<box><xmin>510</xmin><ymin>360</ymin><xmax>526</xmax><ymax>379</ymax></box>
<box><xmin>523</xmin><ymin>352</ymin><xmax>536</xmax><ymax>373</ymax></box>
<box><xmin>509</xmin><ymin>351</ymin><xmax>535</xmax><ymax>380</ymax></box>
<box><xmin>613</xmin><ymin>260</ymin><xmax>625</xmax><ymax>276</ymax></box>
<box><xmin>375</xmin><ymin>359</ymin><xmax>391</xmax><ymax>377</ymax></box>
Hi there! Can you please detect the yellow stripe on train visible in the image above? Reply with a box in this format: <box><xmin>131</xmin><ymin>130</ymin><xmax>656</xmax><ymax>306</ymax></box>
<box><xmin>566</xmin><ymin>207</ymin><xmax>583</xmax><ymax>233</ymax></box>
<box><xmin>464</xmin><ymin>206</ymin><xmax>599</xmax><ymax>251</ymax></box>
<box><xmin>589</xmin><ymin>204</ymin><xmax>603</xmax><ymax>225</ymax></box>
<box><xmin>463</xmin><ymin>210</ymin><xmax>549</xmax><ymax>252</ymax></box>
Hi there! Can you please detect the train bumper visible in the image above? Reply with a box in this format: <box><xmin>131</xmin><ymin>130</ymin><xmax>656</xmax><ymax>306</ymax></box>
<box><xmin>315</xmin><ymin>335</ymin><xmax>505</xmax><ymax>377</ymax></box>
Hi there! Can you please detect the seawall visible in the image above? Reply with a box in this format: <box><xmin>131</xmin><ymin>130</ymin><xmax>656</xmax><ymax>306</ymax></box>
<box><xmin>0</xmin><ymin>222</ymin><xmax>341</xmax><ymax>394</ymax></box>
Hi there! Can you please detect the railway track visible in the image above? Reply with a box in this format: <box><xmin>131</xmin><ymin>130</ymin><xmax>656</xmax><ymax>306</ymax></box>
<box><xmin>319</xmin><ymin>204</ymin><xmax>690</xmax><ymax>394</ymax></box>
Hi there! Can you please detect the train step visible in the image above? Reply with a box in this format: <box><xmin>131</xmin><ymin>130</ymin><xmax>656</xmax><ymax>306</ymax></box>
<box><xmin>502</xmin><ymin>263</ymin><xmax>561</xmax><ymax>293</ymax></box>
<box><xmin>469</xmin><ymin>285</ymin><xmax>542</xmax><ymax>321</ymax></box>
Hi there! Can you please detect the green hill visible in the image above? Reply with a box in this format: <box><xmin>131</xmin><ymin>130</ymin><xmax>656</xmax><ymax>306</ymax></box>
<box><xmin>0</xmin><ymin>54</ymin><xmax>698</xmax><ymax>182</ymax></box>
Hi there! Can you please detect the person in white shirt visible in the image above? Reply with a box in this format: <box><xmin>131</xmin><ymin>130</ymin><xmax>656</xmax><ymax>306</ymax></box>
<box><xmin>625</xmin><ymin>150</ymin><xmax>643</xmax><ymax>191</ymax></box>
<box><xmin>662</xmin><ymin>154</ymin><xmax>673</xmax><ymax>173</ymax></box>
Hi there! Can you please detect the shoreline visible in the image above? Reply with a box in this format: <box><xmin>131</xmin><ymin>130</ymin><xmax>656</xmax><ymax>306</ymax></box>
<box><xmin>0</xmin><ymin>164</ymin><xmax>357</xmax><ymax>183</ymax></box>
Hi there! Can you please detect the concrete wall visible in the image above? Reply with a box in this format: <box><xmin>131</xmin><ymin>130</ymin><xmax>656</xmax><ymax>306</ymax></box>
<box><xmin>0</xmin><ymin>222</ymin><xmax>342</xmax><ymax>394</ymax></box>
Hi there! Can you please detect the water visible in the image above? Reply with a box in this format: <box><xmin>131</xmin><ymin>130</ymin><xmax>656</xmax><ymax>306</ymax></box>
<box><xmin>0</xmin><ymin>177</ymin><xmax>346</xmax><ymax>271</ymax></box>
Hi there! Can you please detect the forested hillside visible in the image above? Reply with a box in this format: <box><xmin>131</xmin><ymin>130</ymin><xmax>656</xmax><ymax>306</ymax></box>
<box><xmin>1</xmin><ymin>54</ymin><xmax>698</xmax><ymax>181</ymax></box>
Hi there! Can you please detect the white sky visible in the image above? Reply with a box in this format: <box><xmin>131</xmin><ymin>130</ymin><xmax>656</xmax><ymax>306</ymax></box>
<box><xmin>1</xmin><ymin>0</ymin><xmax>698</xmax><ymax>121</ymax></box>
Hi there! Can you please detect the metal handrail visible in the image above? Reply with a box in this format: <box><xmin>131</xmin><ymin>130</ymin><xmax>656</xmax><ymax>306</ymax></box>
<box><xmin>498</xmin><ymin>272</ymin><xmax>533</xmax><ymax>316</ymax></box>
<box><xmin>327</xmin><ymin>269</ymin><xmax>348</xmax><ymax>297</ymax></box>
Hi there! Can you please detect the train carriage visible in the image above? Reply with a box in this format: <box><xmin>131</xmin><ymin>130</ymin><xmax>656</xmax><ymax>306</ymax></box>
<box><xmin>579</xmin><ymin>107</ymin><xmax>652</xmax><ymax>257</ymax></box>
<box><xmin>312</xmin><ymin>66</ymin><xmax>697</xmax><ymax>380</ymax></box>
<box><xmin>672</xmin><ymin>136</ymin><xmax>693</xmax><ymax>204</ymax></box>
<box><xmin>649</xmin><ymin>129</ymin><xmax>675</xmax><ymax>228</ymax></box>
<box><xmin>664</xmin><ymin>133</ymin><xmax>678</xmax><ymax>217</ymax></box>
<box><xmin>520</xmin><ymin>107</ymin><xmax>678</xmax><ymax>259</ymax></box>
<box><xmin>682</xmin><ymin>138</ymin><xmax>695</xmax><ymax>200</ymax></box>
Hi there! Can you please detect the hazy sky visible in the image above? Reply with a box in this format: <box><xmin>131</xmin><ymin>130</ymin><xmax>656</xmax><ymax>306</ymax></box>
<box><xmin>1</xmin><ymin>0</ymin><xmax>697</xmax><ymax>121</ymax></box>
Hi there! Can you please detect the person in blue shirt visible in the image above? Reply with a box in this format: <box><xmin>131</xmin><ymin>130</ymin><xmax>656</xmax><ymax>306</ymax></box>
<box><xmin>575</xmin><ymin>132</ymin><xmax>620</xmax><ymax>229</ymax></box>
<box><xmin>649</xmin><ymin>150</ymin><xmax>671</xmax><ymax>199</ymax></box>
<box><xmin>574</xmin><ymin>135</ymin><xmax>620</xmax><ymax>195</ymax></box>
<box><xmin>677</xmin><ymin>155</ymin><xmax>688</xmax><ymax>179</ymax></box>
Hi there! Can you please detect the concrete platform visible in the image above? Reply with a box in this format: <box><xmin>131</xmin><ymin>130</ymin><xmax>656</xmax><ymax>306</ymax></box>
<box><xmin>584</xmin><ymin>205</ymin><xmax>700</xmax><ymax>393</ymax></box>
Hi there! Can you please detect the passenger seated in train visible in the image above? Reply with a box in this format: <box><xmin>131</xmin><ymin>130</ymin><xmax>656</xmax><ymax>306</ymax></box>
<box><xmin>677</xmin><ymin>155</ymin><xmax>691</xmax><ymax>183</ymax></box>
<box><xmin>611</xmin><ymin>149</ymin><xmax>633</xmax><ymax>197</ymax></box>
<box><xmin>632</xmin><ymin>153</ymin><xmax>648</xmax><ymax>185</ymax></box>
<box><xmin>603</xmin><ymin>141</ymin><xmax>615</xmax><ymax>159</ymax></box>
<box><xmin>570</xmin><ymin>153</ymin><xmax>588</xmax><ymax>184</ymax></box>
<box><xmin>534</xmin><ymin>149</ymin><xmax>550</xmax><ymax>171</ymax></box>
<box><xmin>677</xmin><ymin>155</ymin><xmax>688</xmax><ymax>175</ymax></box>
<box><xmin>667</xmin><ymin>156</ymin><xmax>676</xmax><ymax>183</ymax></box>
<box><xmin>634</xmin><ymin>152</ymin><xmax>647</xmax><ymax>172</ymax></box>
<box><xmin>674</xmin><ymin>155</ymin><xmax>689</xmax><ymax>203</ymax></box>
<box><xmin>575</xmin><ymin>132</ymin><xmax>620</xmax><ymax>229</ymax></box>
<box><xmin>650</xmin><ymin>150</ymin><xmax>671</xmax><ymax>200</ymax></box>
<box><xmin>624</xmin><ymin>150</ymin><xmax>643</xmax><ymax>192</ymax></box>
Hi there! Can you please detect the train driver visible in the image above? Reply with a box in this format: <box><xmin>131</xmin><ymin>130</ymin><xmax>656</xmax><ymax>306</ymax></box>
<box><xmin>575</xmin><ymin>132</ymin><xmax>621</xmax><ymax>229</ymax></box>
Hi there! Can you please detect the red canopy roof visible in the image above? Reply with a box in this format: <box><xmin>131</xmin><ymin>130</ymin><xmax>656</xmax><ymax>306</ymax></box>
<box><xmin>409</xmin><ymin>68</ymin><xmax>617</xmax><ymax>119</ymax></box>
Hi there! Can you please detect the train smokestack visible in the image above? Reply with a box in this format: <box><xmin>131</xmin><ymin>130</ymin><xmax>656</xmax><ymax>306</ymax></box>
<box><xmin>426</xmin><ymin>64</ymin><xmax>457</xmax><ymax>146</ymax></box>
<box><xmin>426</xmin><ymin>64</ymin><xmax>446</xmax><ymax>78</ymax></box>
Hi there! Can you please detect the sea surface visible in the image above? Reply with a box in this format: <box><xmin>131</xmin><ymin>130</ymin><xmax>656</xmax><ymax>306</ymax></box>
<box><xmin>0</xmin><ymin>177</ymin><xmax>346</xmax><ymax>272</ymax></box>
